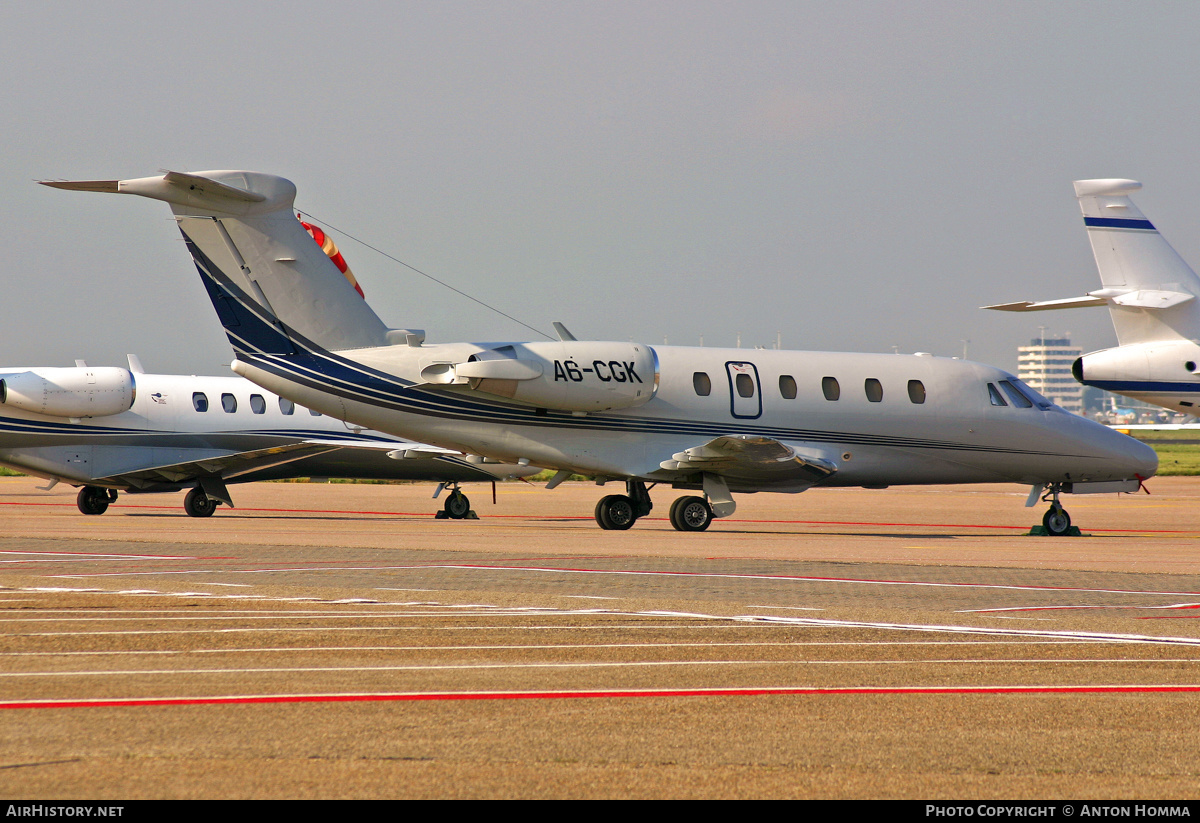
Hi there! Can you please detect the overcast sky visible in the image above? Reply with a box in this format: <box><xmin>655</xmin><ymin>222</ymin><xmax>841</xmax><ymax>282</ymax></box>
<box><xmin>5</xmin><ymin>1</ymin><xmax>1200</xmax><ymax>375</ymax></box>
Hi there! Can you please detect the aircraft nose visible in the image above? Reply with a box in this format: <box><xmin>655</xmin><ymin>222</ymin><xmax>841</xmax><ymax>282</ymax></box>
<box><xmin>1092</xmin><ymin>425</ymin><xmax>1158</xmax><ymax>480</ymax></box>
<box><xmin>1122</xmin><ymin>435</ymin><xmax>1158</xmax><ymax>480</ymax></box>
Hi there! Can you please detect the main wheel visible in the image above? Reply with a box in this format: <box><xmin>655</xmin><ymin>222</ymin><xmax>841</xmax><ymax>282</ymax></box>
<box><xmin>184</xmin><ymin>487</ymin><xmax>218</xmax><ymax>518</ymax></box>
<box><xmin>670</xmin><ymin>496</ymin><xmax>713</xmax><ymax>532</ymax></box>
<box><xmin>443</xmin><ymin>490</ymin><xmax>471</xmax><ymax>519</ymax></box>
<box><xmin>76</xmin><ymin>486</ymin><xmax>111</xmax><ymax>515</ymax></box>
<box><xmin>1042</xmin><ymin>505</ymin><xmax>1071</xmax><ymax>536</ymax></box>
<box><xmin>595</xmin><ymin>494</ymin><xmax>637</xmax><ymax>530</ymax></box>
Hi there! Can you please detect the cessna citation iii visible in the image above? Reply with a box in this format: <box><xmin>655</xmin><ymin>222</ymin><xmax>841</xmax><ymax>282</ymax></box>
<box><xmin>44</xmin><ymin>170</ymin><xmax>1157</xmax><ymax>535</ymax></box>
<box><xmin>987</xmin><ymin>179</ymin><xmax>1200</xmax><ymax>416</ymax></box>
<box><xmin>0</xmin><ymin>357</ymin><xmax>533</xmax><ymax>517</ymax></box>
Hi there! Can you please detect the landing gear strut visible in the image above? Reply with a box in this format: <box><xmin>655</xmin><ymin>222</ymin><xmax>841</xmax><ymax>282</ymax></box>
<box><xmin>77</xmin><ymin>486</ymin><xmax>117</xmax><ymax>515</ymax></box>
<box><xmin>594</xmin><ymin>480</ymin><xmax>653</xmax><ymax>530</ymax></box>
<box><xmin>1040</xmin><ymin>483</ymin><xmax>1072</xmax><ymax>537</ymax></box>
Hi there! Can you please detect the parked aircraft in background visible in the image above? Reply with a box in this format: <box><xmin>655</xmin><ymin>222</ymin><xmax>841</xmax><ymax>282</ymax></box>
<box><xmin>986</xmin><ymin>179</ymin><xmax>1200</xmax><ymax>416</ymax></box>
<box><xmin>45</xmin><ymin>171</ymin><xmax>1157</xmax><ymax>535</ymax></box>
<box><xmin>0</xmin><ymin>356</ymin><xmax>534</xmax><ymax>517</ymax></box>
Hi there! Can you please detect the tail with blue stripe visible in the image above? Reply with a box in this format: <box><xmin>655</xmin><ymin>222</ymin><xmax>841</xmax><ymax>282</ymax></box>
<box><xmin>1074</xmin><ymin>179</ymin><xmax>1200</xmax><ymax>346</ymax></box>
<box><xmin>42</xmin><ymin>171</ymin><xmax>391</xmax><ymax>357</ymax></box>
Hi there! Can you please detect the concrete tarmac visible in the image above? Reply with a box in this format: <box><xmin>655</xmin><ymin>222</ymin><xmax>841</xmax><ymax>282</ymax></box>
<box><xmin>2</xmin><ymin>476</ymin><xmax>1200</xmax><ymax>799</ymax></box>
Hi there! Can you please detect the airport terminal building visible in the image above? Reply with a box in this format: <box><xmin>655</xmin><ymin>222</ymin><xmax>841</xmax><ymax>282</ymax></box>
<box><xmin>1017</xmin><ymin>336</ymin><xmax>1083</xmax><ymax>414</ymax></box>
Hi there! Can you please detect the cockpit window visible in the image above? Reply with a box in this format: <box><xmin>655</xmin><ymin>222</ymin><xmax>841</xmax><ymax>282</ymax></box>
<box><xmin>1011</xmin><ymin>378</ymin><xmax>1055</xmax><ymax>410</ymax></box>
<box><xmin>998</xmin><ymin>380</ymin><xmax>1033</xmax><ymax>408</ymax></box>
<box><xmin>987</xmin><ymin>383</ymin><xmax>1007</xmax><ymax>406</ymax></box>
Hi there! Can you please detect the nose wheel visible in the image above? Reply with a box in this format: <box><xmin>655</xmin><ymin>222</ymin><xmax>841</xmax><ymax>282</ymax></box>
<box><xmin>1042</xmin><ymin>504</ymin><xmax>1072</xmax><ymax>536</ymax></box>
<box><xmin>443</xmin><ymin>489</ymin><xmax>472</xmax><ymax>519</ymax></box>
<box><xmin>1037</xmin><ymin>483</ymin><xmax>1074</xmax><ymax>536</ymax></box>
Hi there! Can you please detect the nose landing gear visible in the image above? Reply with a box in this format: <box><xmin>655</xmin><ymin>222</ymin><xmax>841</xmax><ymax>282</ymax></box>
<box><xmin>1037</xmin><ymin>483</ymin><xmax>1076</xmax><ymax>537</ymax></box>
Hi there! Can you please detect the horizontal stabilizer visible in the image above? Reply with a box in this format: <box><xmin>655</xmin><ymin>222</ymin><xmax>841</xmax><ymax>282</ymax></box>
<box><xmin>1111</xmin><ymin>290</ymin><xmax>1195</xmax><ymax>309</ymax></box>
<box><xmin>982</xmin><ymin>296</ymin><xmax>1107</xmax><ymax>312</ymax></box>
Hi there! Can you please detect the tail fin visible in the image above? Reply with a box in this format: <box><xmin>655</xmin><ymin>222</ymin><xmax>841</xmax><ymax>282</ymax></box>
<box><xmin>43</xmin><ymin>171</ymin><xmax>390</xmax><ymax>355</ymax></box>
<box><xmin>1074</xmin><ymin>179</ymin><xmax>1200</xmax><ymax>345</ymax></box>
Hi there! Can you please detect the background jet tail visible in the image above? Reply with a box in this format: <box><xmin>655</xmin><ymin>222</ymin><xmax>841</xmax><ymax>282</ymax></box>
<box><xmin>44</xmin><ymin>171</ymin><xmax>391</xmax><ymax>356</ymax></box>
<box><xmin>1074</xmin><ymin>178</ymin><xmax>1200</xmax><ymax>345</ymax></box>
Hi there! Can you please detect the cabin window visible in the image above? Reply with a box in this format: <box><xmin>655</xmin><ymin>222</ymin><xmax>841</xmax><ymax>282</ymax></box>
<box><xmin>735</xmin><ymin>373</ymin><xmax>755</xmax><ymax>398</ymax></box>
<box><xmin>779</xmin><ymin>374</ymin><xmax>797</xmax><ymax>400</ymax></box>
<box><xmin>907</xmin><ymin>380</ymin><xmax>926</xmax><ymax>404</ymax></box>
<box><xmin>822</xmin><ymin>376</ymin><xmax>840</xmax><ymax>401</ymax></box>
<box><xmin>192</xmin><ymin>392</ymin><xmax>208</xmax><ymax>412</ymax></box>
<box><xmin>864</xmin><ymin>378</ymin><xmax>883</xmax><ymax>403</ymax></box>
<box><xmin>693</xmin><ymin>372</ymin><xmax>712</xmax><ymax>396</ymax></box>
<box><xmin>308</xmin><ymin>407</ymin><xmax>322</xmax><ymax>417</ymax></box>
<box><xmin>987</xmin><ymin>383</ymin><xmax>1007</xmax><ymax>406</ymax></box>
<box><xmin>249</xmin><ymin>394</ymin><xmax>266</xmax><ymax>414</ymax></box>
<box><xmin>221</xmin><ymin>393</ymin><xmax>237</xmax><ymax>413</ymax></box>
<box><xmin>278</xmin><ymin>398</ymin><xmax>295</xmax><ymax>415</ymax></box>
<box><xmin>998</xmin><ymin>380</ymin><xmax>1033</xmax><ymax>408</ymax></box>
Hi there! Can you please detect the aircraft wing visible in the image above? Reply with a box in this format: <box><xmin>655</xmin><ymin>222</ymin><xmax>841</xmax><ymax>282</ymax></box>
<box><xmin>658</xmin><ymin>434</ymin><xmax>837</xmax><ymax>489</ymax></box>
<box><xmin>94</xmin><ymin>442</ymin><xmax>342</xmax><ymax>491</ymax></box>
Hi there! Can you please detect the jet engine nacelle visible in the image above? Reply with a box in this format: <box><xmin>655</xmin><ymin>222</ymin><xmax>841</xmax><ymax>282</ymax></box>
<box><xmin>422</xmin><ymin>341</ymin><xmax>659</xmax><ymax>412</ymax></box>
<box><xmin>1073</xmin><ymin>339</ymin><xmax>1200</xmax><ymax>387</ymax></box>
<box><xmin>0</xmin><ymin>367</ymin><xmax>135</xmax><ymax>419</ymax></box>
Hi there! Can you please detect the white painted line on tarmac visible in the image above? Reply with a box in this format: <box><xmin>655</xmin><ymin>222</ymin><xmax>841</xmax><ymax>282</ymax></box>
<box><xmin>0</xmin><ymin>640</ymin><xmax>1098</xmax><ymax>657</ymax></box>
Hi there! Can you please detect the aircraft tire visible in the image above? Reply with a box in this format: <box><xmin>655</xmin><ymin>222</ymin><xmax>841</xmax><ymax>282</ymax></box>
<box><xmin>443</xmin><ymin>490</ymin><xmax>471</xmax><ymax>519</ymax></box>
<box><xmin>184</xmin><ymin>488</ymin><xmax>218</xmax><ymax>518</ymax></box>
<box><xmin>670</xmin><ymin>496</ymin><xmax>712</xmax><ymax>532</ymax></box>
<box><xmin>1042</xmin><ymin>505</ymin><xmax>1071</xmax><ymax>536</ymax></box>
<box><xmin>77</xmin><ymin>486</ymin><xmax>110</xmax><ymax>516</ymax></box>
<box><xmin>596</xmin><ymin>494</ymin><xmax>636</xmax><ymax>530</ymax></box>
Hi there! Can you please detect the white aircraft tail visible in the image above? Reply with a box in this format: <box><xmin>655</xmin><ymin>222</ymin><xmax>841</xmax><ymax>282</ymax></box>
<box><xmin>1074</xmin><ymin>179</ymin><xmax>1200</xmax><ymax>345</ymax></box>
<box><xmin>43</xmin><ymin>171</ymin><xmax>391</xmax><ymax>356</ymax></box>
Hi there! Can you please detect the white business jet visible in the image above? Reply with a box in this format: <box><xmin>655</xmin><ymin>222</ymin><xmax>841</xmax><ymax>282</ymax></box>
<box><xmin>44</xmin><ymin>171</ymin><xmax>1157</xmax><ymax>535</ymax></box>
<box><xmin>986</xmin><ymin>179</ymin><xmax>1200</xmax><ymax>417</ymax></box>
<box><xmin>0</xmin><ymin>357</ymin><xmax>533</xmax><ymax>517</ymax></box>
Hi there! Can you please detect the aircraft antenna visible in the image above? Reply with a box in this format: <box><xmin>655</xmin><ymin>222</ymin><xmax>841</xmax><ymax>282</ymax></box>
<box><xmin>295</xmin><ymin>209</ymin><xmax>555</xmax><ymax>341</ymax></box>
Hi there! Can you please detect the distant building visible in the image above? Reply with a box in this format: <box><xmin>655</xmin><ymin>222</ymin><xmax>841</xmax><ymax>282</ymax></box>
<box><xmin>1017</xmin><ymin>336</ymin><xmax>1083</xmax><ymax>414</ymax></box>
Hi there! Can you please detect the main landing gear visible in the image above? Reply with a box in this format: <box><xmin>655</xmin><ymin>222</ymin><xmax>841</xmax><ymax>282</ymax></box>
<box><xmin>592</xmin><ymin>481</ymin><xmax>717</xmax><ymax>532</ymax></box>
<box><xmin>77</xmin><ymin>486</ymin><xmax>118</xmax><ymax>515</ymax></box>
<box><xmin>594</xmin><ymin>480</ymin><xmax>654</xmax><ymax>530</ymax></box>
<box><xmin>184</xmin><ymin>487</ymin><xmax>219</xmax><ymax>518</ymax></box>
<box><xmin>1039</xmin><ymin>483</ymin><xmax>1072</xmax><ymax>537</ymax></box>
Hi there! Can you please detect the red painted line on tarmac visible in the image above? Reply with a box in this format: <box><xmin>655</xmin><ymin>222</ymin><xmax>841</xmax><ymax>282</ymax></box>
<box><xmin>6</xmin><ymin>683</ymin><xmax>1200</xmax><ymax>710</ymax></box>
<box><xmin>5</xmin><ymin>498</ymin><xmax>1193</xmax><ymax>534</ymax></box>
